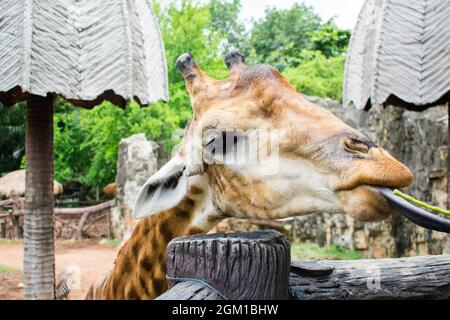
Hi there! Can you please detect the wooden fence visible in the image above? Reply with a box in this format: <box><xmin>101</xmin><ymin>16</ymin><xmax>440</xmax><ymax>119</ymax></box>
<box><xmin>0</xmin><ymin>198</ymin><xmax>114</xmax><ymax>239</ymax></box>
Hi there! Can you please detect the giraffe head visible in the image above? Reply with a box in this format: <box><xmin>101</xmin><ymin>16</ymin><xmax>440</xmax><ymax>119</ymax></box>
<box><xmin>134</xmin><ymin>52</ymin><xmax>414</xmax><ymax>227</ymax></box>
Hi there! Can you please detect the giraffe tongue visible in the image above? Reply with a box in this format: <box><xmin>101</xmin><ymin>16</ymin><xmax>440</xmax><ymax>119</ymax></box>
<box><xmin>378</xmin><ymin>187</ymin><xmax>450</xmax><ymax>233</ymax></box>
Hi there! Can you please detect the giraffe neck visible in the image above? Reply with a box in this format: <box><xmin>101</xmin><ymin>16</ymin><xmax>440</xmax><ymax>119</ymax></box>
<box><xmin>88</xmin><ymin>180</ymin><xmax>221</xmax><ymax>300</ymax></box>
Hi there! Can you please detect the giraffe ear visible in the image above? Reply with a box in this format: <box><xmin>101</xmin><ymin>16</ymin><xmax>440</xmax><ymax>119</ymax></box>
<box><xmin>133</xmin><ymin>157</ymin><xmax>188</xmax><ymax>219</ymax></box>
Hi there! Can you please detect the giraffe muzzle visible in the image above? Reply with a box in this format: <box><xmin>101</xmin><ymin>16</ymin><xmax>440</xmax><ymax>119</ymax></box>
<box><xmin>378</xmin><ymin>187</ymin><xmax>450</xmax><ymax>233</ymax></box>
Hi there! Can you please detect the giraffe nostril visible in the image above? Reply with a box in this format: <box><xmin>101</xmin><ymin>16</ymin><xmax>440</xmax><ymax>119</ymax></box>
<box><xmin>343</xmin><ymin>137</ymin><xmax>370</xmax><ymax>154</ymax></box>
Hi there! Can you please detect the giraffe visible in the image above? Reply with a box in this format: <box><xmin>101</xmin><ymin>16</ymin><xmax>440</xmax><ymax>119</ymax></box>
<box><xmin>85</xmin><ymin>51</ymin><xmax>413</xmax><ymax>299</ymax></box>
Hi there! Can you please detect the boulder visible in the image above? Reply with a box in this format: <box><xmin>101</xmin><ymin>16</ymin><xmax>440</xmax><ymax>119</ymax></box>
<box><xmin>111</xmin><ymin>134</ymin><xmax>160</xmax><ymax>240</ymax></box>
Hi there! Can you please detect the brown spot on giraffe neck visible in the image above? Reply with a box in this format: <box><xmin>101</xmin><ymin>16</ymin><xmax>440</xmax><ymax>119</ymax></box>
<box><xmin>190</xmin><ymin>185</ymin><xmax>204</xmax><ymax>195</ymax></box>
<box><xmin>87</xmin><ymin>190</ymin><xmax>213</xmax><ymax>300</ymax></box>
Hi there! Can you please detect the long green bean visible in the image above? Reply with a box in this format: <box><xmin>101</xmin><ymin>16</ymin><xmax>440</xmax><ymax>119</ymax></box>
<box><xmin>393</xmin><ymin>189</ymin><xmax>450</xmax><ymax>216</ymax></box>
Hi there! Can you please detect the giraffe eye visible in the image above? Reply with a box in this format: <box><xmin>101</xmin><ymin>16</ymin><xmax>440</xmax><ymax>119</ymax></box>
<box><xmin>203</xmin><ymin>130</ymin><xmax>243</xmax><ymax>161</ymax></box>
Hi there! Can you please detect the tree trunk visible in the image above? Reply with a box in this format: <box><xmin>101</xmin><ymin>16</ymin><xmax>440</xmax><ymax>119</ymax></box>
<box><xmin>157</xmin><ymin>230</ymin><xmax>291</xmax><ymax>300</ymax></box>
<box><xmin>289</xmin><ymin>255</ymin><xmax>450</xmax><ymax>299</ymax></box>
<box><xmin>23</xmin><ymin>94</ymin><xmax>55</xmax><ymax>300</ymax></box>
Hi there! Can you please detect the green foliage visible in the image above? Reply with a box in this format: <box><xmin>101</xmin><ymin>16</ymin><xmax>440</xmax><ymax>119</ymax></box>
<box><xmin>154</xmin><ymin>0</ymin><xmax>228</xmax><ymax>122</ymax></box>
<box><xmin>0</xmin><ymin>264</ymin><xmax>17</xmax><ymax>273</ymax></box>
<box><xmin>54</xmin><ymin>99</ymin><xmax>89</xmax><ymax>184</ymax></box>
<box><xmin>291</xmin><ymin>243</ymin><xmax>364</xmax><ymax>260</ymax></box>
<box><xmin>246</xmin><ymin>3</ymin><xmax>322</xmax><ymax>70</ymax></box>
<box><xmin>311</xmin><ymin>22</ymin><xmax>351</xmax><ymax>58</ymax></box>
<box><xmin>283</xmin><ymin>50</ymin><xmax>346</xmax><ymax>101</ymax></box>
<box><xmin>209</xmin><ymin>0</ymin><xmax>246</xmax><ymax>53</ymax></box>
<box><xmin>245</xmin><ymin>4</ymin><xmax>350</xmax><ymax>71</ymax></box>
<box><xmin>80</xmin><ymin>101</ymin><xmax>179</xmax><ymax>189</ymax></box>
<box><xmin>0</xmin><ymin>239</ymin><xmax>15</xmax><ymax>244</ymax></box>
<box><xmin>0</xmin><ymin>103</ymin><xmax>26</xmax><ymax>176</ymax></box>
<box><xmin>102</xmin><ymin>238</ymin><xmax>121</xmax><ymax>247</ymax></box>
<box><xmin>54</xmin><ymin>99</ymin><xmax>180</xmax><ymax>190</ymax></box>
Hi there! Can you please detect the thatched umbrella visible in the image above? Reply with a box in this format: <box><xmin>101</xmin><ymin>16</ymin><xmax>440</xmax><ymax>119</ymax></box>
<box><xmin>0</xmin><ymin>0</ymin><xmax>168</xmax><ymax>299</ymax></box>
<box><xmin>0</xmin><ymin>169</ymin><xmax>63</xmax><ymax>198</ymax></box>
<box><xmin>344</xmin><ymin>0</ymin><xmax>450</xmax><ymax>245</ymax></box>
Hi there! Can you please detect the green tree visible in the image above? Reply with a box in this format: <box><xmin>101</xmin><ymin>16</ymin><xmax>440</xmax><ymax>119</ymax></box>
<box><xmin>247</xmin><ymin>3</ymin><xmax>322</xmax><ymax>70</ymax></box>
<box><xmin>0</xmin><ymin>103</ymin><xmax>25</xmax><ymax>176</ymax></box>
<box><xmin>155</xmin><ymin>0</ymin><xmax>228</xmax><ymax>124</ymax></box>
<box><xmin>245</xmin><ymin>3</ymin><xmax>350</xmax><ymax>71</ymax></box>
<box><xmin>209</xmin><ymin>0</ymin><xmax>246</xmax><ymax>53</ymax></box>
<box><xmin>53</xmin><ymin>99</ymin><xmax>180</xmax><ymax>191</ymax></box>
<box><xmin>53</xmin><ymin>99</ymin><xmax>90</xmax><ymax>184</ymax></box>
<box><xmin>310</xmin><ymin>21</ymin><xmax>351</xmax><ymax>58</ymax></box>
<box><xmin>283</xmin><ymin>50</ymin><xmax>345</xmax><ymax>101</ymax></box>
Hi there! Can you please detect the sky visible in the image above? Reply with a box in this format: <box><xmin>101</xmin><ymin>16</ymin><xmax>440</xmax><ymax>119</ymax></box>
<box><xmin>239</xmin><ymin>0</ymin><xmax>366</xmax><ymax>30</ymax></box>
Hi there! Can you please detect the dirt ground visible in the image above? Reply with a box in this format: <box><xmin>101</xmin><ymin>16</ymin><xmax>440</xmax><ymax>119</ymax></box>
<box><xmin>0</xmin><ymin>240</ymin><xmax>118</xmax><ymax>300</ymax></box>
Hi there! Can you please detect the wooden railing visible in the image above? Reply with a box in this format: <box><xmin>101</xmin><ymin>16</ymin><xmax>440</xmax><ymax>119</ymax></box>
<box><xmin>0</xmin><ymin>198</ymin><xmax>114</xmax><ymax>239</ymax></box>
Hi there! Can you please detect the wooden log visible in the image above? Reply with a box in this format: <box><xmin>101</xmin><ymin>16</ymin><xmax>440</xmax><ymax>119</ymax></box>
<box><xmin>2</xmin><ymin>200</ymin><xmax>112</xmax><ymax>239</ymax></box>
<box><xmin>84</xmin><ymin>212</ymin><xmax>108</xmax><ymax>226</ymax></box>
<box><xmin>0</xmin><ymin>219</ymin><xmax>6</xmax><ymax>238</ymax></box>
<box><xmin>156</xmin><ymin>281</ymin><xmax>222</xmax><ymax>300</ymax></box>
<box><xmin>157</xmin><ymin>230</ymin><xmax>291</xmax><ymax>300</ymax></box>
<box><xmin>11</xmin><ymin>198</ymin><xmax>23</xmax><ymax>238</ymax></box>
<box><xmin>106</xmin><ymin>210</ymin><xmax>112</xmax><ymax>238</ymax></box>
<box><xmin>0</xmin><ymin>199</ymin><xmax>14</xmax><ymax>207</ymax></box>
<box><xmin>75</xmin><ymin>212</ymin><xmax>90</xmax><ymax>239</ymax></box>
<box><xmin>14</xmin><ymin>200</ymin><xmax>114</xmax><ymax>216</ymax></box>
<box><xmin>289</xmin><ymin>255</ymin><xmax>450</xmax><ymax>300</ymax></box>
<box><xmin>0</xmin><ymin>198</ymin><xmax>25</xmax><ymax>207</ymax></box>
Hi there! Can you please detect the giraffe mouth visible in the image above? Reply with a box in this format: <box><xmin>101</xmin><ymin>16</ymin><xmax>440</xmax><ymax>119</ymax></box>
<box><xmin>378</xmin><ymin>187</ymin><xmax>450</xmax><ymax>233</ymax></box>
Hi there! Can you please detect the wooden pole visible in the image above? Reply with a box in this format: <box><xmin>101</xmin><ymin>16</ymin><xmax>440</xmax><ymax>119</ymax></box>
<box><xmin>23</xmin><ymin>94</ymin><xmax>55</xmax><ymax>300</ymax></box>
<box><xmin>11</xmin><ymin>197</ymin><xmax>23</xmax><ymax>238</ymax></box>
<box><xmin>14</xmin><ymin>200</ymin><xmax>114</xmax><ymax>216</ymax></box>
<box><xmin>75</xmin><ymin>212</ymin><xmax>90</xmax><ymax>239</ymax></box>
<box><xmin>289</xmin><ymin>255</ymin><xmax>450</xmax><ymax>299</ymax></box>
<box><xmin>157</xmin><ymin>230</ymin><xmax>291</xmax><ymax>300</ymax></box>
<box><xmin>0</xmin><ymin>219</ymin><xmax>6</xmax><ymax>238</ymax></box>
<box><xmin>107</xmin><ymin>209</ymin><xmax>112</xmax><ymax>239</ymax></box>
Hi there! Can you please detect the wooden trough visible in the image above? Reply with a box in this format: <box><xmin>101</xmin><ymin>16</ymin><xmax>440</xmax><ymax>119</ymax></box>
<box><xmin>157</xmin><ymin>230</ymin><xmax>450</xmax><ymax>300</ymax></box>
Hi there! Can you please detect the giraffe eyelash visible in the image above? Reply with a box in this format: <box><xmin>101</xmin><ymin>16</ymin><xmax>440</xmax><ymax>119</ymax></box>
<box><xmin>146</xmin><ymin>170</ymin><xmax>184</xmax><ymax>195</ymax></box>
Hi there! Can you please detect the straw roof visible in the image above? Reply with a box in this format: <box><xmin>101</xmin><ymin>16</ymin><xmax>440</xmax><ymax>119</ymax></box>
<box><xmin>344</xmin><ymin>0</ymin><xmax>450</xmax><ymax>110</ymax></box>
<box><xmin>0</xmin><ymin>0</ymin><xmax>168</xmax><ymax>108</ymax></box>
<box><xmin>0</xmin><ymin>170</ymin><xmax>63</xmax><ymax>198</ymax></box>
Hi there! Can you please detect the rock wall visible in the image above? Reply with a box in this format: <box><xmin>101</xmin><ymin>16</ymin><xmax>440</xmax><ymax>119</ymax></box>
<box><xmin>111</xmin><ymin>134</ymin><xmax>160</xmax><ymax>240</ymax></box>
<box><xmin>287</xmin><ymin>97</ymin><xmax>448</xmax><ymax>257</ymax></box>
